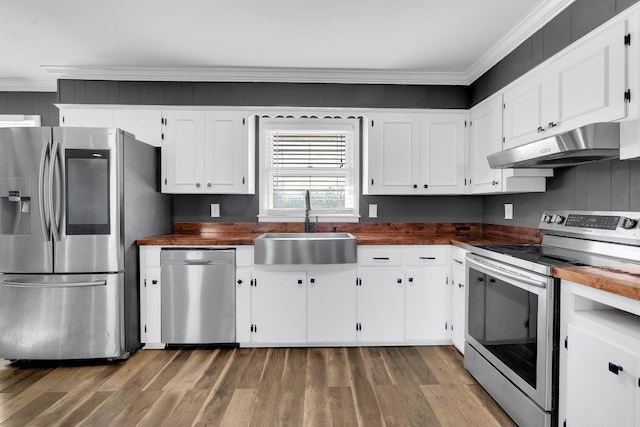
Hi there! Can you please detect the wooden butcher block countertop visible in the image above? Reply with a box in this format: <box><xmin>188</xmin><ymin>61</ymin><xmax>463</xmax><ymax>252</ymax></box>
<box><xmin>554</xmin><ymin>264</ymin><xmax>640</xmax><ymax>302</ymax></box>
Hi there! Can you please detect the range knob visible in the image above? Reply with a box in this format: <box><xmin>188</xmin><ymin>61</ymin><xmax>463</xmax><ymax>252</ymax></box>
<box><xmin>620</xmin><ymin>217</ymin><xmax>638</xmax><ymax>230</ymax></box>
<box><xmin>551</xmin><ymin>214</ymin><xmax>565</xmax><ymax>224</ymax></box>
<box><xmin>541</xmin><ymin>214</ymin><xmax>552</xmax><ymax>223</ymax></box>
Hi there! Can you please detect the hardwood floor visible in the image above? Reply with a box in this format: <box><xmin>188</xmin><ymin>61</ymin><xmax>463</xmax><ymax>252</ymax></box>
<box><xmin>0</xmin><ymin>346</ymin><xmax>516</xmax><ymax>426</ymax></box>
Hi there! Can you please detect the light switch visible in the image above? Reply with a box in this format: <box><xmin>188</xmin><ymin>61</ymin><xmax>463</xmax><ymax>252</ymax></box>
<box><xmin>504</xmin><ymin>203</ymin><xmax>513</xmax><ymax>220</ymax></box>
<box><xmin>369</xmin><ymin>204</ymin><xmax>378</xmax><ymax>218</ymax></box>
<box><xmin>210</xmin><ymin>203</ymin><xmax>220</xmax><ymax>218</ymax></box>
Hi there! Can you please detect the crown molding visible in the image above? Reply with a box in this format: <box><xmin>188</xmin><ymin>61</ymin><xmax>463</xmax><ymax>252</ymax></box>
<box><xmin>0</xmin><ymin>79</ymin><xmax>56</xmax><ymax>92</ymax></box>
<box><xmin>42</xmin><ymin>65</ymin><xmax>470</xmax><ymax>86</ymax></box>
<box><xmin>466</xmin><ymin>0</ymin><xmax>576</xmax><ymax>83</ymax></box>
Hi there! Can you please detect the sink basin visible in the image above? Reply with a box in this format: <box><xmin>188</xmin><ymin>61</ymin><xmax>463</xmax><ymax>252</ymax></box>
<box><xmin>254</xmin><ymin>232</ymin><xmax>357</xmax><ymax>265</ymax></box>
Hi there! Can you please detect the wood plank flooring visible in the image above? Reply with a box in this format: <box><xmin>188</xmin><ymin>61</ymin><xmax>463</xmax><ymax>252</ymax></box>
<box><xmin>0</xmin><ymin>346</ymin><xmax>516</xmax><ymax>426</ymax></box>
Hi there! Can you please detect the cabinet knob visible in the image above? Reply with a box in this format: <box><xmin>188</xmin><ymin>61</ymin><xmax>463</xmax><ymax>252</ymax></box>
<box><xmin>207</xmin><ymin>183</ymin><xmax>212</xmax><ymax>188</ymax></box>
<box><xmin>423</xmin><ymin>184</ymin><xmax>428</xmax><ymax>189</ymax></box>
<box><xmin>196</xmin><ymin>183</ymin><xmax>201</xmax><ymax>188</ymax></box>
<box><xmin>458</xmin><ymin>283</ymin><xmax>464</xmax><ymax>288</ymax></box>
<box><xmin>413</xmin><ymin>184</ymin><xmax>417</xmax><ymax>189</ymax></box>
<box><xmin>310</xmin><ymin>278</ymin><xmax>315</xmax><ymax>284</ymax></box>
<box><xmin>492</xmin><ymin>180</ymin><xmax>499</xmax><ymax>186</ymax></box>
<box><xmin>297</xmin><ymin>279</ymin><xmax>303</xmax><ymax>284</ymax></box>
<box><xmin>152</xmin><ymin>280</ymin><xmax>158</xmax><ymax>285</ymax></box>
<box><xmin>537</xmin><ymin>126</ymin><xmax>545</xmax><ymax>133</ymax></box>
<box><xmin>548</xmin><ymin>121</ymin><xmax>558</xmax><ymax>129</ymax></box>
<box><xmin>408</xmin><ymin>277</ymin><xmax>413</xmax><ymax>283</ymax></box>
<box><xmin>237</xmin><ymin>279</ymin><xmax>243</xmax><ymax>285</ymax></box>
<box><xmin>397</xmin><ymin>278</ymin><xmax>402</xmax><ymax>284</ymax></box>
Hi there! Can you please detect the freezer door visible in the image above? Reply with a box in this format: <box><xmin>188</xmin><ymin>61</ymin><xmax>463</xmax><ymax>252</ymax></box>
<box><xmin>0</xmin><ymin>128</ymin><xmax>53</xmax><ymax>273</ymax></box>
<box><xmin>0</xmin><ymin>273</ymin><xmax>127</xmax><ymax>360</ymax></box>
<box><xmin>52</xmin><ymin>128</ymin><xmax>122</xmax><ymax>273</ymax></box>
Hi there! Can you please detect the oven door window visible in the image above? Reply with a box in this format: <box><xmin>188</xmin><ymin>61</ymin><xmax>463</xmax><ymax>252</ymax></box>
<box><xmin>468</xmin><ymin>267</ymin><xmax>538</xmax><ymax>388</ymax></box>
<box><xmin>65</xmin><ymin>149</ymin><xmax>110</xmax><ymax>235</ymax></box>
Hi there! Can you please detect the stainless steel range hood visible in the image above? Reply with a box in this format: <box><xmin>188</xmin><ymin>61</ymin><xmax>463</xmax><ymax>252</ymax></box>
<box><xmin>487</xmin><ymin>122</ymin><xmax>620</xmax><ymax>168</ymax></box>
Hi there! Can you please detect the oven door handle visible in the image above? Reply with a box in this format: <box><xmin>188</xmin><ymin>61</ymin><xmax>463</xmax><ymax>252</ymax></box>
<box><xmin>466</xmin><ymin>256</ymin><xmax>549</xmax><ymax>290</ymax></box>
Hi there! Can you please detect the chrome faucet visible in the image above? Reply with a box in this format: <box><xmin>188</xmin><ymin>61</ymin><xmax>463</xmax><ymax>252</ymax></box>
<box><xmin>304</xmin><ymin>189</ymin><xmax>313</xmax><ymax>232</ymax></box>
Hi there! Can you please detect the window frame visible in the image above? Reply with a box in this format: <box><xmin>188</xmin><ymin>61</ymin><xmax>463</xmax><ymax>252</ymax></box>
<box><xmin>258</xmin><ymin>117</ymin><xmax>360</xmax><ymax>222</ymax></box>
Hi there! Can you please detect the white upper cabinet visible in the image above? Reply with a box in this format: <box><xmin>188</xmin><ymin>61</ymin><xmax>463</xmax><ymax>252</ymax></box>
<box><xmin>364</xmin><ymin>111</ymin><xmax>466</xmax><ymax>195</ymax></box>
<box><xmin>469</xmin><ymin>95</ymin><xmax>504</xmax><ymax>194</ymax></box>
<box><xmin>59</xmin><ymin>108</ymin><xmax>114</xmax><ymax>127</ymax></box>
<box><xmin>161</xmin><ymin>110</ymin><xmax>253</xmax><ymax>194</ymax></box>
<box><xmin>162</xmin><ymin>110</ymin><xmax>206</xmax><ymax>193</ymax></box>
<box><xmin>504</xmin><ymin>18</ymin><xmax>627</xmax><ymax>150</ymax></box>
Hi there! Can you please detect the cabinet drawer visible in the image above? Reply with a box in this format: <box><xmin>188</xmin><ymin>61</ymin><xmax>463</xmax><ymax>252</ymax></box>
<box><xmin>358</xmin><ymin>247</ymin><xmax>402</xmax><ymax>266</ymax></box>
<box><xmin>403</xmin><ymin>247</ymin><xmax>447</xmax><ymax>266</ymax></box>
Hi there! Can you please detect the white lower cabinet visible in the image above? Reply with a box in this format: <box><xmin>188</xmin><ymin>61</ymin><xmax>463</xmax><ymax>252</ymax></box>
<box><xmin>307</xmin><ymin>269</ymin><xmax>357</xmax><ymax>343</ymax></box>
<box><xmin>405</xmin><ymin>269</ymin><xmax>447</xmax><ymax>341</ymax></box>
<box><xmin>566</xmin><ymin>323</ymin><xmax>639</xmax><ymax>427</ymax></box>
<box><xmin>450</xmin><ymin>246</ymin><xmax>467</xmax><ymax>353</ymax></box>
<box><xmin>251</xmin><ymin>270</ymin><xmax>307</xmax><ymax>344</ymax></box>
<box><xmin>139</xmin><ymin>246</ymin><xmax>164</xmax><ymax>349</ymax></box>
<box><xmin>560</xmin><ymin>280</ymin><xmax>640</xmax><ymax>426</ymax></box>
<box><xmin>358</xmin><ymin>269</ymin><xmax>405</xmax><ymax>342</ymax></box>
<box><xmin>235</xmin><ymin>269</ymin><xmax>252</xmax><ymax>344</ymax></box>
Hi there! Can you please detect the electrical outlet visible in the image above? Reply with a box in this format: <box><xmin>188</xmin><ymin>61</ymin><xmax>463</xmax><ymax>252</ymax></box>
<box><xmin>210</xmin><ymin>203</ymin><xmax>220</xmax><ymax>218</ymax></box>
<box><xmin>504</xmin><ymin>203</ymin><xmax>513</xmax><ymax>220</ymax></box>
<box><xmin>369</xmin><ymin>204</ymin><xmax>378</xmax><ymax>218</ymax></box>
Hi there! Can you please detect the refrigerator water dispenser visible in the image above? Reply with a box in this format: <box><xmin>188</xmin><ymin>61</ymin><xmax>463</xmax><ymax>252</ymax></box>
<box><xmin>0</xmin><ymin>178</ymin><xmax>31</xmax><ymax>235</ymax></box>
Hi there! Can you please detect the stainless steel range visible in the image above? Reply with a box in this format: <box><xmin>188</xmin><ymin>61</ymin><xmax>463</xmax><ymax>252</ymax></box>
<box><xmin>464</xmin><ymin>210</ymin><xmax>640</xmax><ymax>427</ymax></box>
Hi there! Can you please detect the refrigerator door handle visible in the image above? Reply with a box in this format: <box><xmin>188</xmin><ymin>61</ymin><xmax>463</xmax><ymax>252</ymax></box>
<box><xmin>2</xmin><ymin>280</ymin><xmax>106</xmax><ymax>288</ymax></box>
<box><xmin>38</xmin><ymin>141</ymin><xmax>51</xmax><ymax>241</ymax></box>
<box><xmin>49</xmin><ymin>140</ymin><xmax>62</xmax><ymax>241</ymax></box>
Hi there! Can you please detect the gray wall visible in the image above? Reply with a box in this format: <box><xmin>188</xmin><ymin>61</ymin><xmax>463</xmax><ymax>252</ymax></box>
<box><xmin>482</xmin><ymin>159</ymin><xmax>640</xmax><ymax>227</ymax></box>
<box><xmin>0</xmin><ymin>92</ymin><xmax>58</xmax><ymax>126</ymax></box>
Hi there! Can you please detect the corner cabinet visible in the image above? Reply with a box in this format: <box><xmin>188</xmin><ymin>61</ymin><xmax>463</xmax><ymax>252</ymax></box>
<box><xmin>161</xmin><ymin>110</ymin><xmax>254</xmax><ymax>194</ymax></box>
<box><xmin>468</xmin><ymin>95</ymin><xmax>551</xmax><ymax>194</ymax></box>
<box><xmin>364</xmin><ymin>111</ymin><xmax>466</xmax><ymax>195</ymax></box>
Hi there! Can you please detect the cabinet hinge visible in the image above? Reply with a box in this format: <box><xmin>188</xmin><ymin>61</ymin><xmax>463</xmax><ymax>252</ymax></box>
<box><xmin>564</xmin><ymin>336</ymin><xmax>568</xmax><ymax>349</ymax></box>
<box><xmin>242</xmin><ymin>177</ymin><xmax>245</xmax><ymax>184</ymax></box>
<box><xmin>625</xmin><ymin>89</ymin><xmax>632</xmax><ymax>102</ymax></box>
<box><xmin>164</xmin><ymin>178</ymin><xmax>167</xmax><ymax>186</ymax></box>
<box><xmin>371</xmin><ymin>120</ymin><xmax>374</xmax><ymax>127</ymax></box>
<box><xmin>464</xmin><ymin>120</ymin><xmax>467</xmax><ymax>127</ymax></box>
<box><xmin>502</xmin><ymin>136</ymin><xmax>505</xmax><ymax>143</ymax></box>
<box><xmin>161</xmin><ymin>133</ymin><xmax>165</xmax><ymax>141</ymax></box>
<box><xmin>445</xmin><ymin>322</ymin><xmax>448</xmax><ymax>330</ymax></box>
<box><xmin>242</xmin><ymin>118</ymin><xmax>246</xmax><ymax>125</ymax></box>
<box><xmin>371</xmin><ymin>178</ymin><xmax>374</xmax><ymax>186</ymax></box>
<box><xmin>503</xmin><ymin>103</ymin><xmax>506</xmax><ymax>109</ymax></box>
<box><xmin>464</xmin><ymin>178</ymin><xmax>467</xmax><ymax>186</ymax></box>
<box><xmin>625</xmin><ymin>33</ymin><xmax>631</xmax><ymax>46</ymax></box>
<box><xmin>252</xmin><ymin>279</ymin><xmax>256</xmax><ymax>287</ymax></box>
<box><xmin>356</xmin><ymin>322</ymin><xmax>362</xmax><ymax>331</ymax></box>
<box><xmin>144</xmin><ymin>278</ymin><xmax>147</xmax><ymax>287</ymax></box>
<box><xmin>446</xmin><ymin>276</ymin><xmax>449</xmax><ymax>285</ymax></box>
<box><xmin>251</xmin><ymin>324</ymin><xmax>257</xmax><ymax>333</ymax></box>
<box><xmin>563</xmin><ymin>420</ymin><xmax>566</xmax><ymax>427</ymax></box>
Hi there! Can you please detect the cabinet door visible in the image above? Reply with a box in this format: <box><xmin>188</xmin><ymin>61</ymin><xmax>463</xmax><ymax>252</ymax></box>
<box><xmin>162</xmin><ymin>110</ymin><xmax>205</xmax><ymax>193</ymax></box>
<box><xmin>142</xmin><ymin>266</ymin><xmax>162</xmax><ymax>346</ymax></box>
<box><xmin>204</xmin><ymin>111</ymin><xmax>248</xmax><ymax>193</ymax></box>
<box><xmin>419</xmin><ymin>113</ymin><xmax>466</xmax><ymax>194</ymax></box>
<box><xmin>235</xmin><ymin>269</ymin><xmax>252</xmax><ymax>343</ymax></box>
<box><xmin>469</xmin><ymin>96</ymin><xmax>503</xmax><ymax>194</ymax></box>
<box><xmin>548</xmin><ymin>20</ymin><xmax>627</xmax><ymax>134</ymax></box>
<box><xmin>307</xmin><ymin>269</ymin><xmax>357</xmax><ymax>343</ymax></box>
<box><xmin>358</xmin><ymin>270</ymin><xmax>404</xmax><ymax>342</ymax></box>
<box><xmin>366</xmin><ymin>114</ymin><xmax>420</xmax><ymax>194</ymax></box>
<box><xmin>451</xmin><ymin>261</ymin><xmax>466</xmax><ymax>353</ymax></box>
<box><xmin>405</xmin><ymin>268</ymin><xmax>448</xmax><ymax>341</ymax></box>
<box><xmin>252</xmin><ymin>271</ymin><xmax>306</xmax><ymax>343</ymax></box>
<box><xmin>59</xmin><ymin>108</ymin><xmax>113</xmax><ymax>127</ymax></box>
<box><xmin>566</xmin><ymin>323</ymin><xmax>637</xmax><ymax>427</ymax></box>
<box><xmin>503</xmin><ymin>75</ymin><xmax>545</xmax><ymax>149</ymax></box>
<box><xmin>113</xmin><ymin>109</ymin><xmax>163</xmax><ymax>147</ymax></box>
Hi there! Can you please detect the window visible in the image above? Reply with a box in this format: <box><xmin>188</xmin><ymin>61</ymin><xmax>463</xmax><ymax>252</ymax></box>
<box><xmin>259</xmin><ymin>117</ymin><xmax>360</xmax><ymax>222</ymax></box>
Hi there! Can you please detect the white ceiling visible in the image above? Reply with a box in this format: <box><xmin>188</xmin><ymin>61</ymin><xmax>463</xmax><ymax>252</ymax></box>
<box><xmin>1</xmin><ymin>0</ymin><xmax>575</xmax><ymax>91</ymax></box>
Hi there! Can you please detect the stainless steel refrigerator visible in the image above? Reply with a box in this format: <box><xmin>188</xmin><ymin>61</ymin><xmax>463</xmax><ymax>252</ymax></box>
<box><xmin>0</xmin><ymin>127</ymin><xmax>171</xmax><ymax>360</ymax></box>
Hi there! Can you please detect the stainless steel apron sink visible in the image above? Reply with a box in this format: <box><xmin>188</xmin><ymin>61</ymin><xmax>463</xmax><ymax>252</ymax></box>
<box><xmin>254</xmin><ymin>233</ymin><xmax>357</xmax><ymax>264</ymax></box>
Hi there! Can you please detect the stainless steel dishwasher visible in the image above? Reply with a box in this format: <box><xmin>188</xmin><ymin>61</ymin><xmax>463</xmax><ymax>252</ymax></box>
<box><xmin>160</xmin><ymin>248</ymin><xmax>236</xmax><ymax>344</ymax></box>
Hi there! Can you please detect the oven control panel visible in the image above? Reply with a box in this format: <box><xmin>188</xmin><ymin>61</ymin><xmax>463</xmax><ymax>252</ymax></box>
<box><xmin>539</xmin><ymin>210</ymin><xmax>640</xmax><ymax>241</ymax></box>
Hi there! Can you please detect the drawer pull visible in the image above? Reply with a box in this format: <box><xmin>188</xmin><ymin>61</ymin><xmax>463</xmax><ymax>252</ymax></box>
<box><xmin>609</xmin><ymin>362</ymin><xmax>623</xmax><ymax>375</ymax></box>
<box><xmin>419</xmin><ymin>257</ymin><xmax>436</xmax><ymax>260</ymax></box>
<box><xmin>454</xmin><ymin>259</ymin><xmax>463</xmax><ymax>264</ymax></box>
<box><xmin>373</xmin><ymin>257</ymin><xmax>390</xmax><ymax>260</ymax></box>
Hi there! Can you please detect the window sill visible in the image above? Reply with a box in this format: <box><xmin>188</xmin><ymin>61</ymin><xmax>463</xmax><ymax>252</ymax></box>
<box><xmin>258</xmin><ymin>214</ymin><xmax>360</xmax><ymax>223</ymax></box>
